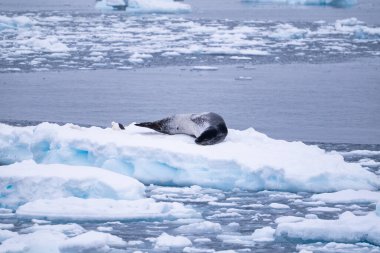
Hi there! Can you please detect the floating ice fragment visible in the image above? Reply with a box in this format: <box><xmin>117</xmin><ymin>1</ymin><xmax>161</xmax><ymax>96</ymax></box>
<box><xmin>0</xmin><ymin>15</ymin><xmax>34</xmax><ymax>30</ymax></box>
<box><xmin>0</xmin><ymin>224</ymin><xmax>14</xmax><ymax>230</ymax></box>
<box><xmin>95</xmin><ymin>0</ymin><xmax>128</xmax><ymax>10</ymax></box>
<box><xmin>308</xmin><ymin>206</ymin><xmax>342</xmax><ymax>212</ymax></box>
<box><xmin>126</xmin><ymin>0</ymin><xmax>191</xmax><ymax>14</ymax></box>
<box><xmin>275</xmin><ymin>211</ymin><xmax>380</xmax><ymax>246</ymax></box>
<box><xmin>230</xmin><ymin>56</ymin><xmax>251</xmax><ymax>60</ymax></box>
<box><xmin>21</xmin><ymin>223</ymin><xmax>86</xmax><ymax>237</ymax></box>
<box><xmin>191</xmin><ymin>66</ymin><xmax>219</xmax><ymax>71</ymax></box>
<box><xmin>0</xmin><ymin>230</ymin><xmax>66</xmax><ymax>253</ymax></box>
<box><xmin>0</xmin><ymin>160</ymin><xmax>145</xmax><ymax>208</ymax></box>
<box><xmin>183</xmin><ymin>247</ymin><xmax>215</xmax><ymax>253</ymax></box>
<box><xmin>251</xmin><ymin>226</ymin><xmax>275</xmax><ymax>241</ymax></box>
<box><xmin>0</xmin><ymin>230</ymin><xmax>18</xmax><ymax>243</ymax></box>
<box><xmin>269</xmin><ymin>203</ymin><xmax>290</xmax><ymax>209</ymax></box>
<box><xmin>235</xmin><ymin>76</ymin><xmax>253</xmax><ymax>81</ymax></box>
<box><xmin>16</xmin><ymin>197</ymin><xmax>199</xmax><ymax>221</ymax></box>
<box><xmin>97</xmin><ymin>226</ymin><xmax>113</xmax><ymax>232</ymax></box>
<box><xmin>340</xmin><ymin>150</ymin><xmax>380</xmax><ymax>156</ymax></box>
<box><xmin>311</xmin><ymin>189</ymin><xmax>380</xmax><ymax>204</ymax></box>
<box><xmin>60</xmin><ymin>231</ymin><xmax>126</xmax><ymax>251</ymax></box>
<box><xmin>176</xmin><ymin>221</ymin><xmax>222</xmax><ymax>234</ymax></box>
<box><xmin>155</xmin><ymin>233</ymin><xmax>192</xmax><ymax>249</ymax></box>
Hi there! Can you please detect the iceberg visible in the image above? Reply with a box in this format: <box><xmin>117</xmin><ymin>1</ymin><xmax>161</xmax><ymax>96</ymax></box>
<box><xmin>95</xmin><ymin>0</ymin><xmax>128</xmax><ymax>11</ymax></box>
<box><xmin>96</xmin><ymin>0</ymin><xmax>191</xmax><ymax>13</ymax></box>
<box><xmin>126</xmin><ymin>0</ymin><xmax>191</xmax><ymax>14</ymax></box>
<box><xmin>0</xmin><ymin>122</ymin><xmax>378</xmax><ymax>193</ymax></box>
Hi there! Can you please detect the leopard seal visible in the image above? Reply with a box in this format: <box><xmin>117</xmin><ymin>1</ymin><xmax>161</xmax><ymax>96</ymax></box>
<box><xmin>135</xmin><ymin>112</ymin><xmax>228</xmax><ymax>145</ymax></box>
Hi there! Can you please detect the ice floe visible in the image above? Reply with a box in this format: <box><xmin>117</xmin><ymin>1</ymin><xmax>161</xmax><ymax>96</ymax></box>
<box><xmin>275</xmin><ymin>211</ymin><xmax>380</xmax><ymax>246</ymax></box>
<box><xmin>0</xmin><ymin>160</ymin><xmax>145</xmax><ymax>208</ymax></box>
<box><xmin>16</xmin><ymin>197</ymin><xmax>199</xmax><ymax>221</ymax></box>
<box><xmin>155</xmin><ymin>233</ymin><xmax>192</xmax><ymax>249</ymax></box>
<box><xmin>0</xmin><ymin>229</ymin><xmax>126</xmax><ymax>253</ymax></box>
<box><xmin>311</xmin><ymin>189</ymin><xmax>380</xmax><ymax>204</ymax></box>
<box><xmin>251</xmin><ymin>226</ymin><xmax>275</xmax><ymax>241</ymax></box>
<box><xmin>175</xmin><ymin>221</ymin><xmax>222</xmax><ymax>234</ymax></box>
<box><xmin>0</xmin><ymin>122</ymin><xmax>378</xmax><ymax>193</ymax></box>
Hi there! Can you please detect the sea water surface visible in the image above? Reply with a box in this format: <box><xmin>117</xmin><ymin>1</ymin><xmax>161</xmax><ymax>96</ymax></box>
<box><xmin>0</xmin><ymin>0</ymin><xmax>380</xmax><ymax>252</ymax></box>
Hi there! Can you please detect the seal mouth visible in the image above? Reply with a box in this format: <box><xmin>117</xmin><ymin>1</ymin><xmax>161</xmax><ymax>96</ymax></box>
<box><xmin>135</xmin><ymin>122</ymin><xmax>162</xmax><ymax>132</ymax></box>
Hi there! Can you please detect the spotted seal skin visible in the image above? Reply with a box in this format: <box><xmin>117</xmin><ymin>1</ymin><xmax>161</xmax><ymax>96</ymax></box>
<box><xmin>135</xmin><ymin>112</ymin><xmax>228</xmax><ymax>145</ymax></box>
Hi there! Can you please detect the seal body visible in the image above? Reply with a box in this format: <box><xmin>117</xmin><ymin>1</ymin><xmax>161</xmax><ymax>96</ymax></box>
<box><xmin>135</xmin><ymin>112</ymin><xmax>228</xmax><ymax>145</ymax></box>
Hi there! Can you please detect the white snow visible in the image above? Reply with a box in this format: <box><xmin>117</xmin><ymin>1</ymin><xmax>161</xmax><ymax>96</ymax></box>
<box><xmin>0</xmin><ymin>160</ymin><xmax>145</xmax><ymax>208</ymax></box>
<box><xmin>0</xmin><ymin>123</ymin><xmax>378</xmax><ymax>193</ymax></box>
<box><xmin>275</xmin><ymin>211</ymin><xmax>380</xmax><ymax>246</ymax></box>
<box><xmin>311</xmin><ymin>189</ymin><xmax>380</xmax><ymax>204</ymax></box>
<box><xmin>16</xmin><ymin>197</ymin><xmax>199</xmax><ymax>221</ymax></box>
<box><xmin>155</xmin><ymin>233</ymin><xmax>192</xmax><ymax>248</ymax></box>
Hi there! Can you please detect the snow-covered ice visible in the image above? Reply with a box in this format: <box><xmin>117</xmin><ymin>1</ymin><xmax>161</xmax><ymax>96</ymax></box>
<box><xmin>0</xmin><ymin>123</ymin><xmax>378</xmax><ymax>193</ymax></box>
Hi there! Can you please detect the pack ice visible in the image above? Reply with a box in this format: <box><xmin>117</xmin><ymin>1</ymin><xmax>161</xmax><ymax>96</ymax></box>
<box><xmin>0</xmin><ymin>122</ymin><xmax>378</xmax><ymax>193</ymax></box>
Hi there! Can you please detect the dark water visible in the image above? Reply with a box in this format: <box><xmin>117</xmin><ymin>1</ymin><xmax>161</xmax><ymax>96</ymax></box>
<box><xmin>1</xmin><ymin>60</ymin><xmax>380</xmax><ymax>144</ymax></box>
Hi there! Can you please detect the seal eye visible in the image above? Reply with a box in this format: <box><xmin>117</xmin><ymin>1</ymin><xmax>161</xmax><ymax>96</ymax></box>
<box><xmin>177</xmin><ymin>127</ymin><xmax>179</xmax><ymax>130</ymax></box>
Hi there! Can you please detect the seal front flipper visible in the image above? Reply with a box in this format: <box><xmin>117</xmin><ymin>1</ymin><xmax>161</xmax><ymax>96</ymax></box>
<box><xmin>112</xmin><ymin>122</ymin><xmax>125</xmax><ymax>130</ymax></box>
<box><xmin>195</xmin><ymin>126</ymin><xmax>227</xmax><ymax>145</ymax></box>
